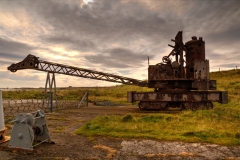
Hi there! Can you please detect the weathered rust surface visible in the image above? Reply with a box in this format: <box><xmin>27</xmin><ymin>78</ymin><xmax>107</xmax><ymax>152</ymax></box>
<box><xmin>7</xmin><ymin>55</ymin><xmax>148</xmax><ymax>87</ymax></box>
<box><xmin>0</xmin><ymin>127</ymin><xmax>10</xmax><ymax>144</ymax></box>
<box><xmin>140</xmin><ymin>31</ymin><xmax>227</xmax><ymax>110</ymax></box>
<box><xmin>148</xmin><ymin>31</ymin><xmax>212</xmax><ymax>90</ymax></box>
<box><xmin>127</xmin><ymin>91</ymin><xmax>228</xmax><ymax>103</ymax></box>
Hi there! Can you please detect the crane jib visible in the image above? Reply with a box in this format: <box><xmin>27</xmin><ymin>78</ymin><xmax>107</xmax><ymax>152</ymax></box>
<box><xmin>7</xmin><ymin>54</ymin><xmax>148</xmax><ymax>87</ymax></box>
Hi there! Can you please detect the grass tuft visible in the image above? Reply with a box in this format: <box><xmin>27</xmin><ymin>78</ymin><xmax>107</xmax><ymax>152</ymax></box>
<box><xmin>235</xmin><ymin>133</ymin><xmax>240</xmax><ymax>139</ymax></box>
<box><xmin>122</xmin><ymin>114</ymin><xmax>134</xmax><ymax>122</ymax></box>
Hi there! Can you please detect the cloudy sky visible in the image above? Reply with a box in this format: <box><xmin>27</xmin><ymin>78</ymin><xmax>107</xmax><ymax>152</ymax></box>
<box><xmin>0</xmin><ymin>0</ymin><xmax>240</xmax><ymax>88</ymax></box>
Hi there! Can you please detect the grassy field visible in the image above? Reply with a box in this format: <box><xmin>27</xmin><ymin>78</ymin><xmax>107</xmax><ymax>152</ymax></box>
<box><xmin>75</xmin><ymin>69</ymin><xmax>240</xmax><ymax>146</ymax></box>
<box><xmin>75</xmin><ymin>110</ymin><xmax>240</xmax><ymax>145</ymax></box>
<box><xmin>3</xmin><ymin>69</ymin><xmax>240</xmax><ymax>145</ymax></box>
<box><xmin>2</xmin><ymin>85</ymin><xmax>152</xmax><ymax>105</ymax></box>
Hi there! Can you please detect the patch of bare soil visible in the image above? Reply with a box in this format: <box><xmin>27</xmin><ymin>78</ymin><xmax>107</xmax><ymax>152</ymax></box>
<box><xmin>1</xmin><ymin>104</ymin><xmax>240</xmax><ymax>160</ymax></box>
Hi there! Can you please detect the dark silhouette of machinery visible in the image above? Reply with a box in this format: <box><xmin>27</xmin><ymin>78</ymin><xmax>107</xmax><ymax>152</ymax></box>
<box><xmin>7</xmin><ymin>31</ymin><xmax>228</xmax><ymax>110</ymax></box>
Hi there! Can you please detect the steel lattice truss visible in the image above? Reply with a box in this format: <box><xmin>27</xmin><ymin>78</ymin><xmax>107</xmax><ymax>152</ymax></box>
<box><xmin>8</xmin><ymin>54</ymin><xmax>148</xmax><ymax>87</ymax></box>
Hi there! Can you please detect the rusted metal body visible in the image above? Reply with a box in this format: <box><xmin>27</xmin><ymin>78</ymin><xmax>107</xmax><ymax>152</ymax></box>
<box><xmin>127</xmin><ymin>90</ymin><xmax>227</xmax><ymax>110</ymax></box>
<box><xmin>7</xmin><ymin>31</ymin><xmax>228</xmax><ymax>110</ymax></box>
<box><xmin>128</xmin><ymin>31</ymin><xmax>227</xmax><ymax>110</ymax></box>
<box><xmin>148</xmin><ymin>31</ymin><xmax>213</xmax><ymax>90</ymax></box>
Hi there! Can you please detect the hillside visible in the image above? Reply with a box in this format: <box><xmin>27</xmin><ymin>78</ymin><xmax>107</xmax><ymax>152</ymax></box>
<box><xmin>211</xmin><ymin>69</ymin><xmax>240</xmax><ymax>99</ymax></box>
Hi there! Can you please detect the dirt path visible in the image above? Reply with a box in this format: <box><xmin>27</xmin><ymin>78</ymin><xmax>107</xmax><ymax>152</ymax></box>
<box><xmin>1</xmin><ymin>105</ymin><xmax>240</xmax><ymax>160</ymax></box>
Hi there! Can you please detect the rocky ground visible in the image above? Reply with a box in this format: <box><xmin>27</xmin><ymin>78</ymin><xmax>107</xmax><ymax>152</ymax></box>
<box><xmin>1</xmin><ymin>105</ymin><xmax>240</xmax><ymax>160</ymax></box>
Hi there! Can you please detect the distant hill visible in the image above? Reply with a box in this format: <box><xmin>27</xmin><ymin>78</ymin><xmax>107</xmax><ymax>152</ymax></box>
<box><xmin>210</xmin><ymin>69</ymin><xmax>240</xmax><ymax>102</ymax></box>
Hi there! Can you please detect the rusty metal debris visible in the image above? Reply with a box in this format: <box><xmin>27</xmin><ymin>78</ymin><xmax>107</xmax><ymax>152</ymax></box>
<box><xmin>7</xmin><ymin>31</ymin><xmax>228</xmax><ymax>110</ymax></box>
<box><xmin>0</xmin><ymin>127</ymin><xmax>10</xmax><ymax>144</ymax></box>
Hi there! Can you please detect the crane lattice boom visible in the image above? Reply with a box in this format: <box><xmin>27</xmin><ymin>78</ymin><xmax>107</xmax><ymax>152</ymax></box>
<box><xmin>7</xmin><ymin>54</ymin><xmax>148</xmax><ymax>87</ymax></box>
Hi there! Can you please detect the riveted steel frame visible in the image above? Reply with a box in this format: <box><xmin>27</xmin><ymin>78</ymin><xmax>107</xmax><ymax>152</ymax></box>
<box><xmin>127</xmin><ymin>91</ymin><xmax>228</xmax><ymax>104</ymax></box>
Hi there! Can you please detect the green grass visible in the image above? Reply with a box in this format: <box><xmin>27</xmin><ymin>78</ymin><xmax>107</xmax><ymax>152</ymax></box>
<box><xmin>211</xmin><ymin>69</ymin><xmax>240</xmax><ymax>100</ymax></box>
<box><xmin>75</xmin><ymin>109</ymin><xmax>240</xmax><ymax>145</ymax></box>
<box><xmin>2</xmin><ymin>85</ymin><xmax>152</xmax><ymax>105</ymax></box>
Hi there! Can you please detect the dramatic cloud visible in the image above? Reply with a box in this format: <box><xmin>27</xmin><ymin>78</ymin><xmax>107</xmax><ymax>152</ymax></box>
<box><xmin>43</xmin><ymin>35</ymin><xmax>97</xmax><ymax>52</ymax></box>
<box><xmin>0</xmin><ymin>0</ymin><xmax>240</xmax><ymax>88</ymax></box>
<box><xmin>0</xmin><ymin>37</ymin><xmax>35</xmax><ymax>60</ymax></box>
<box><xmin>84</xmin><ymin>47</ymin><xmax>151</xmax><ymax>68</ymax></box>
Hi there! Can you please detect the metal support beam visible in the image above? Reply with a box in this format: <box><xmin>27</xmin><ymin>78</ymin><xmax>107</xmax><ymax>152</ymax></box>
<box><xmin>42</xmin><ymin>72</ymin><xmax>58</xmax><ymax>110</ymax></box>
<box><xmin>78</xmin><ymin>90</ymin><xmax>88</xmax><ymax>108</ymax></box>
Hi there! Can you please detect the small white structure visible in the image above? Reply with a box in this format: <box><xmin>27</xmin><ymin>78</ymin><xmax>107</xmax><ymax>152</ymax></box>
<box><xmin>0</xmin><ymin>90</ymin><xmax>10</xmax><ymax>143</ymax></box>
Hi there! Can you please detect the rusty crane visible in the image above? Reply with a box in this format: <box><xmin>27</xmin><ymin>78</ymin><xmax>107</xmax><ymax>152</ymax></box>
<box><xmin>7</xmin><ymin>31</ymin><xmax>228</xmax><ymax>110</ymax></box>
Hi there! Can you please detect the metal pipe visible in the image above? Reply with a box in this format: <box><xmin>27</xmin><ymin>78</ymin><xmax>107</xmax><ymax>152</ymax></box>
<box><xmin>78</xmin><ymin>91</ymin><xmax>88</xmax><ymax>108</ymax></box>
<box><xmin>0</xmin><ymin>90</ymin><xmax>5</xmax><ymax>130</ymax></box>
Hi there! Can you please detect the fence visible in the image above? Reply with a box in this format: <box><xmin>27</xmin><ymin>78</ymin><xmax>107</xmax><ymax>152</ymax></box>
<box><xmin>2</xmin><ymin>98</ymin><xmax>85</xmax><ymax>122</ymax></box>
